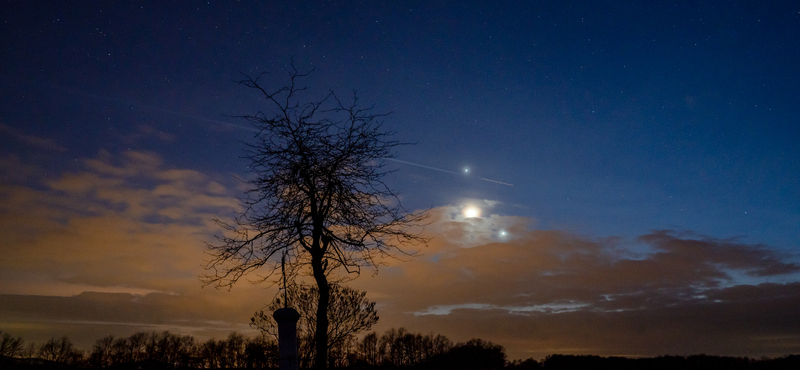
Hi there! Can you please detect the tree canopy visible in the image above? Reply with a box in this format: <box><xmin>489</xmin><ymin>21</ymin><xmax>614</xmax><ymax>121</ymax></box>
<box><xmin>251</xmin><ymin>283</ymin><xmax>379</xmax><ymax>368</ymax></box>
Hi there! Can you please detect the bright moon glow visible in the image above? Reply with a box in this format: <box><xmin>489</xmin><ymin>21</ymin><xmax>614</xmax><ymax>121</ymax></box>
<box><xmin>464</xmin><ymin>168</ymin><xmax>469</xmax><ymax>174</ymax></box>
<box><xmin>463</xmin><ymin>206</ymin><xmax>481</xmax><ymax>218</ymax></box>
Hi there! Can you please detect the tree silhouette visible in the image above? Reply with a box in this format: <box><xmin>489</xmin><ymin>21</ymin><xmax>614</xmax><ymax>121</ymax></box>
<box><xmin>251</xmin><ymin>283</ymin><xmax>379</xmax><ymax>368</ymax></box>
<box><xmin>6</xmin><ymin>329</ymin><xmax>800</xmax><ymax>370</ymax></box>
<box><xmin>359</xmin><ymin>332</ymin><xmax>380</xmax><ymax>366</ymax></box>
<box><xmin>90</xmin><ymin>335</ymin><xmax>114</xmax><ymax>367</ymax></box>
<box><xmin>0</xmin><ymin>331</ymin><xmax>25</xmax><ymax>358</ymax></box>
<box><xmin>442</xmin><ymin>339</ymin><xmax>507</xmax><ymax>369</ymax></box>
<box><xmin>38</xmin><ymin>336</ymin><xmax>79</xmax><ymax>364</ymax></box>
<box><xmin>368</xmin><ymin>328</ymin><xmax>452</xmax><ymax>367</ymax></box>
<box><xmin>203</xmin><ymin>66</ymin><xmax>428</xmax><ymax>369</ymax></box>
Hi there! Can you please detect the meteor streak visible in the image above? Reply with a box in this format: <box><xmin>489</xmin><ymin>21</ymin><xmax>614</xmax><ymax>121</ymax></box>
<box><xmin>480</xmin><ymin>178</ymin><xmax>514</xmax><ymax>187</ymax></box>
<box><xmin>384</xmin><ymin>158</ymin><xmax>514</xmax><ymax>186</ymax></box>
<box><xmin>383</xmin><ymin>158</ymin><xmax>458</xmax><ymax>174</ymax></box>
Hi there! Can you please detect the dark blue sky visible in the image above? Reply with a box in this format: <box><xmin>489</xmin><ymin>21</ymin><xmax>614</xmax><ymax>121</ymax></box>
<box><xmin>5</xmin><ymin>1</ymin><xmax>798</xmax><ymax>246</ymax></box>
<box><xmin>2</xmin><ymin>1</ymin><xmax>799</xmax><ymax>358</ymax></box>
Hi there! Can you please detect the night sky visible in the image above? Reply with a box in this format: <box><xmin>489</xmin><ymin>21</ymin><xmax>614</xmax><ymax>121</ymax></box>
<box><xmin>2</xmin><ymin>1</ymin><xmax>800</xmax><ymax>360</ymax></box>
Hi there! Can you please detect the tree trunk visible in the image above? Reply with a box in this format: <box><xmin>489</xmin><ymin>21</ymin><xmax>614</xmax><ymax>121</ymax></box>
<box><xmin>312</xmin><ymin>253</ymin><xmax>330</xmax><ymax>370</ymax></box>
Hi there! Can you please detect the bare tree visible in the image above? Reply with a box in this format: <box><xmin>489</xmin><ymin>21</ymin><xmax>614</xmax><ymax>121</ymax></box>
<box><xmin>375</xmin><ymin>328</ymin><xmax>453</xmax><ymax>367</ymax></box>
<box><xmin>203</xmin><ymin>67</ymin><xmax>428</xmax><ymax>369</ymax></box>
<box><xmin>359</xmin><ymin>332</ymin><xmax>380</xmax><ymax>366</ymax></box>
<box><xmin>251</xmin><ymin>283</ymin><xmax>379</xmax><ymax>367</ymax></box>
<box><xmin>0</xmin><ymin>331</ymin><xmax>25</xmax><ymax>358</ymax></box>
<box><xmin>90</xmin><ymin>335</ymin><xmax>114</xmax><ymax>367</ymax></box>
<box><xmin>38</xmin><ymin>336</ymin><xmax>80</xmax><ymax>364</ymax></box>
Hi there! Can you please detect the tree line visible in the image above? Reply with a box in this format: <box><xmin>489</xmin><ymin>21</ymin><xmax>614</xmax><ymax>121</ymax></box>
<box><xmin>1</xmin><ymin>330</ymin><xmax>274</xmax><ymax>368</ymax></box>
<box><xmin>4</xmin><ymin>330</ymin><xmax>799</xmax><ymax>369</ymax></box>
<box><xmin>0</xmin><ymin>328</ymin><xmax>507</xmax><ymax>369</ymax></box>
<box><xmin>538</xmin><ymin>354</ymin><xmax>800</xmax><ymax>370</ymax></box>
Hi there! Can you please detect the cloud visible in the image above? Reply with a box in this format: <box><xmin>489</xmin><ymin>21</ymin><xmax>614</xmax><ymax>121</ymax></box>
<box><xmin>0</xmin><ymin>123</ymin><xmax>68</xmax><ymax>152</ymax></box>
<box><xmin>425</xmin><ymin>200</ymin><xmax>530</xmax><ymax>247</ymax></box>
<box><xmin>0</xmin><ymin>150</ymin><xmax>242</xmax><ymax>296</ymax></box>
<box><xmin>639</xmin><ymin>231</ymin><xmax>800</xmax><ymax>277</ymax></box>
<box><xmin>1</xmin><ymin>152</ymin><xmax>799</xmax><ymax>359</ymax></box>
<box><xmin>387</xmin><ymin>282</ymin><xmax>800</xmax><ymax>359</ymax></box>
<box><xmin>0</xmin><ymin>150</ymin><xmax>272</xmax><ymax>348</ymax></box>
<box><xmin>351</xmin><ymin>209</ymin><xmax>800</xmax><ymax>359</ymax></box>
<box><xmin>0</xmin><ymin>291</ymin><xmax>263</xmax><ymax>350</ymax></box>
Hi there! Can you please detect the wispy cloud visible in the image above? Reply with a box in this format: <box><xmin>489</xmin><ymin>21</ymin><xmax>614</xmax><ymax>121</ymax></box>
<box><xmin>0</xmin><ymin>123</ymin><xmax>68</xmax><ymax>152</ymax></box>
<box><xmin>1</xmin><ymin>151</ymin><xmax>799</xmax><ymax>359</ymax></box>
<box><xmin>352</xmin><ymin>207</ymin><xmax>800</xmax><ymax>359</ymax></box>
<box><xmin>0</xmin><ymin>150</ymin><xmax>241</xmax><ymax>296</ymax></box>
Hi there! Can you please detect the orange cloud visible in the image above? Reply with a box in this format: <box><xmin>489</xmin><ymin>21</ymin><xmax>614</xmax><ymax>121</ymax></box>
<box><xmin>1</xmin><ymin>151</ymin><xmax>799</xmax><ymax>359</ymax></box>
<box><xmin>0</xmin><ymin>150</ymin><xmax>271</xmax><ymax>349</ymax></box>
<box><xmin>0</xmin><ymin>150</ymin><xmax>243</xmax><ymax>297</ymax></box>
<box><xmin>350</xmin><ymin>208</ymin><xmax>800</xmax><ymax>359</ymax></box>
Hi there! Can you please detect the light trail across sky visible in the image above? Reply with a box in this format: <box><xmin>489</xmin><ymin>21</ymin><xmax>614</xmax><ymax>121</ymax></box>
<box><xmin>384</xmin><ymin>158</ymin><xmax>514</xmax><ymax>186</ymax></box>
<box><xmin>38</xmin><ymin>78</ymin><xmax>515</xmax><ymax>187</ymax></box>
<box><xmin>480</xmin><ymin>178</ymin><xmax>515</xmax><ymax>187</ymax></box>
